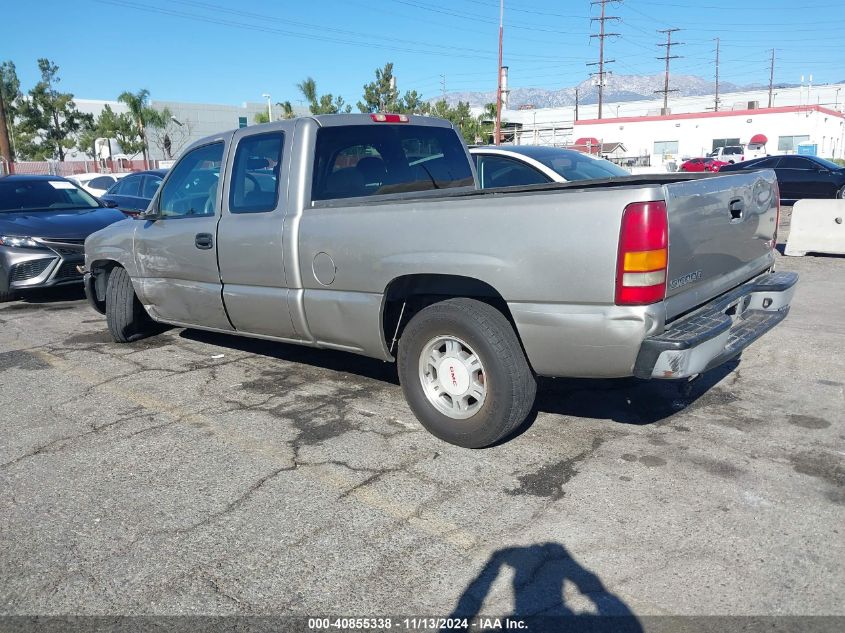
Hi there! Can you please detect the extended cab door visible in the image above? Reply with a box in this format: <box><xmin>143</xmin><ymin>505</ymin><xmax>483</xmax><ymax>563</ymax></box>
<box><xmin>134</xmin><ymin>139</ymin><xmax>233</xmax><ymax>330</ymax></box>
<box><xmin>216</xmin><ymin>124</ymin><xmax>298</xmax><ymax>339</ymax></box>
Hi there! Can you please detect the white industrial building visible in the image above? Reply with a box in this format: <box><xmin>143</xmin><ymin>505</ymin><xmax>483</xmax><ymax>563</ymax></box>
<box><xmin>574</xmin><ymin>105</ymin><xmax>844</xmax><ymax>167</ymax></box>
<box><xmin>497</xmin><ymin>82</ymin><xmax>845</xmax><ymax>163</ymax></box>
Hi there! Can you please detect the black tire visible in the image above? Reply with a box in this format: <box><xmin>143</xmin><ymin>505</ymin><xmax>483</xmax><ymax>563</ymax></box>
<box><xmin>837</xmin><ymin>185</ymin><xmax>845</xmax><ymax>200</ymax></box>
<box><xmin>0</xmin><ymin>289</ymin><xmax>16</xmax><ymax>303</ymax></box>
<box><xmin>397</xmin><ymin>298</ymin><xmax>536</xmax><ymax>448</ymax></box>
<box><xmin>105</xmin><ymin>267</ymin><xmax>157</xmax><ymax>343</ymax></box>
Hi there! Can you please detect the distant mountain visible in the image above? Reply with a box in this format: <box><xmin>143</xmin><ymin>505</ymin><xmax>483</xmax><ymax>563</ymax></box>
<box><xmin>436</xmin><ymin>73</ymin><xmax>757</xmax><ymax>109</ymax></box>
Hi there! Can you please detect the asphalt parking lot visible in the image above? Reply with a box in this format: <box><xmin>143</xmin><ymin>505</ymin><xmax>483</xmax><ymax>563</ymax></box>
<box><xmin>1</xmin><ymin>235</ymin><xmax>843</xmax><ymax>624</ymax></box>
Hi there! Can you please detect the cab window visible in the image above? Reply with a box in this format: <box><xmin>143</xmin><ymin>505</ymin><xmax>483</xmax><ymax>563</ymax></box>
<box><xmin>229</xmin><ymin>132</ymin><xmax>284</xmax><ymax>214</ymax></box>
<box><xmin>311</xmin><ymin>124</ymin><xmax>474</xmax><ymax>201</ymax></box>
<box><xmin>158</xmin><ymin>143</ymin><xmax>224</xmax><ymax>218</ymax></box>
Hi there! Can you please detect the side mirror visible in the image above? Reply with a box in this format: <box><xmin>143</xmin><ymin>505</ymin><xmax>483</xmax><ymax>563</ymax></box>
<box><xmin>102</xmin><ymin>199</ymin><xmax>119</xmax><ymax>208</ymax></box>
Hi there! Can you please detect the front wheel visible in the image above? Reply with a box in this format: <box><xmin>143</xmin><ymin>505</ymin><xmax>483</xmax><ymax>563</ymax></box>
<box><xmin>0</xmin><ymin>289</ymin><xmax>16</xmax><ymax>303</ymax></box>
<box><xmin>837</xmin><ymin>186</ymin><xmax>845</xmax><ymax>200</ymax></box>
<box><xmin>105</xmin><ymin>267</ymin><xmax>158</xmax><ymax>343</ymax></box>
<box><xmin>397</xmin><ymin>298</ymin><xmax>536</xmax><ymax>448</ymax></box>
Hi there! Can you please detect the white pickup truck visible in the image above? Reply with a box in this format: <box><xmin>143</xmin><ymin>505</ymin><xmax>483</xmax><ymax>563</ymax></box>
<box><xmin>84</xmin><ymin>114</ymin><xmax>797</xmax><ymax>447</ymax></box>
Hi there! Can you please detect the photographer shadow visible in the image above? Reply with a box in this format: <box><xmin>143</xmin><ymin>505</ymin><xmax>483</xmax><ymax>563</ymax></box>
<box><xmin>446</xmin><ymin>542</ymin><xmax>643</xmax><ymax>632</ymax></box>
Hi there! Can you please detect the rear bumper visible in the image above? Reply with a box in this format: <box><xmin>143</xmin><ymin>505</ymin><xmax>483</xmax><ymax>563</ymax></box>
<box><xmin>634</xmin><ymin>271</ymin><xmax>798</xmax><ymax>379</ymax></box>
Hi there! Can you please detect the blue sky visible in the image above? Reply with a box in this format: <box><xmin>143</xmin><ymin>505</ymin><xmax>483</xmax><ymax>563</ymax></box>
<box><xmin>5</xmin><ymin>0</ymin><xmax>844</xmax><ymax>106</ymax></box>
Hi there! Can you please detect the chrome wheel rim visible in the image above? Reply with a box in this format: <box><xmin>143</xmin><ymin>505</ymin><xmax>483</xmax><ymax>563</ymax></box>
<box><xmin>418</xmin><ymin>335</ymin><xmax>486</xmax><ymax>420</ymax></box>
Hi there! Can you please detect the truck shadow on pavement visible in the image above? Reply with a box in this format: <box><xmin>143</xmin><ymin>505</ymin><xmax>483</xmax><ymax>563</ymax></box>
<box><xmin>180</xmin><ymin>329</ymin><xmax>737</xmax><ymax>429</ymax></box>
<box><xmin>445</xmin><ymin>541</ymin><xmax>643</xmax><ymax>632</ymax></box>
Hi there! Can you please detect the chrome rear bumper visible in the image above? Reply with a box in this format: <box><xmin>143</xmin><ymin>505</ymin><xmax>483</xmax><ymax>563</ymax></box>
<box><xmin>634</xmin><ymin>271</ymin><xmax>798</xmax><ymax>379</ymax></box>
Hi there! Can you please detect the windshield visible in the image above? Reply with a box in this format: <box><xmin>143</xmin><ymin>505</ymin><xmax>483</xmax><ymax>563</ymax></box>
<box><xmin>0</xmin><ymin>179</ymin><xmax>100</xmax><ymax>212</ymax></box>
<box><xmin>536</xmin><ymin>152</ymin><xmax>630</xmax><ymax>181</ymax></box>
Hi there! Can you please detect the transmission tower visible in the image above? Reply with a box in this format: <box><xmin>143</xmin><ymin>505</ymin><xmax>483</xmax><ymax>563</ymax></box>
<box><xmin>587</xmin><ymin>0</ymin><xmax>621</xmax><ymax>119</ymax></box>
<box><xmin>655</xmin><ymin>28</ymin><xmax>683</xmax><ymax>114</ymax></box>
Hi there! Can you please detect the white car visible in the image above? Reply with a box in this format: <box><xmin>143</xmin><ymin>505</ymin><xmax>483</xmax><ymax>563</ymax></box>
<box><xmin>469</xmin><ymin>145</ymin><xmax>631</xmax><ymax>188</ymax></box>
<box><xmin>67</xmin><ymin>172</ymin><xmax>128</xmax><ymax>198</ymax></box>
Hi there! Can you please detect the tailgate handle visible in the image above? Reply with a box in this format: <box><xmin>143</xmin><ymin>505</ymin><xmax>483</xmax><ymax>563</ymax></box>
<box><xmin>729</xmin><ymin>198</ymin><xmax>744</xmax><ymax>222</ymax></box>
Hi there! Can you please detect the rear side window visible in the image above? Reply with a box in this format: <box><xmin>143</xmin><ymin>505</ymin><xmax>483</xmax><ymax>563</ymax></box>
<box><xmin>89</xmin><ymin>176</ymin><xmax>115</xmax><ymax>190</ymax></box>
<box><xmin>114</xmin><ymin>175</ymin><xmax>141</xmax><ymax>197</ymax></box>
<box><xmin>311</xmin><ymin>124</ymin><xmax>474</xmax><ymax>201</ymax></box>
<box><xmin>475</xmin><ymin>155</ymin><xmax>549</xmax><ymax>188</ymax></box>
<box><xmin>778</xmin><ymin>156</ymin><xmax>812</xmax><ymax>169</ymax></box>
<box><xmin>229</xmin><ymin>132</ymin><xmax>284</xmax><ymax>213</ymax></box>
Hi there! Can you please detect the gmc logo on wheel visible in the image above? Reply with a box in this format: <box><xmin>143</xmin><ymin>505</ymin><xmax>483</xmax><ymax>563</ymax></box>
<box><xmin>449</xmin><ymin>365</ymin><xmax>458</xmax><ymax>387</ymax></box>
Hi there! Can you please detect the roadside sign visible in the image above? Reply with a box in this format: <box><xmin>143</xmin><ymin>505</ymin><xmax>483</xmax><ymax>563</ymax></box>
<box><xmin>238</xmin><ymin>116</ymin><xmax>248</xmax><ymax>128</ymax></box>
<box><xmin>797</xmin><ymin>143</ymin><xmax>818</xmax><ymax>156</ymax></box>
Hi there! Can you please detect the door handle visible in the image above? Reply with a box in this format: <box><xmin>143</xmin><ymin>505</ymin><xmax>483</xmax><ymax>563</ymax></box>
<box><xmin>729</xmin><ymin>199</ymin><xmax>744</xmax><ymax>222</ymax></box>
<box><xmin>195</xmin><ymin>233</ymin><xmax>214</xmax><ymax>249</ymax></box>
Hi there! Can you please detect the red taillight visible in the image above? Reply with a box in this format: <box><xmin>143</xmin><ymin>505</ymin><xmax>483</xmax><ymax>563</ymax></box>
<box><xmin>616</xmin><ymin>201</ymin><xmax>669</xmax><ymax>305</ymax></box>
<box><xmin>370</xmin><ymin>113</ymin><xmax>409</xmax><ymax>123</ymax></box>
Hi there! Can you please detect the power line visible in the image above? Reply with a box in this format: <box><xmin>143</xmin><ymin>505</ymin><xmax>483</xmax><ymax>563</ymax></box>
<box><xmin>587</xmin><ymin>0</ymin><xmax>621</xmax><ymax>119</ymax></box>
<box><xmin>655</xmin><ymin>28</ymin><xmax>683</xmax><ymax>113</ymax></box>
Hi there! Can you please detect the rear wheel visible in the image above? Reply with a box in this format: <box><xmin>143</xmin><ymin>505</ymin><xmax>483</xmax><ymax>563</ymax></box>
<box><xmin>397</xmin><ymin>298</ymin><xmax>536</xmax><ymax>448</ymax></box>
<box><xmin>105</xmin><ymin>267</ymin><xmax>157</xmax><ymax>343</ymax></box>
<box><xmin>837</xmin><ymin>186</ymin><xmax>845</xmax><ymax>199</ymax></box>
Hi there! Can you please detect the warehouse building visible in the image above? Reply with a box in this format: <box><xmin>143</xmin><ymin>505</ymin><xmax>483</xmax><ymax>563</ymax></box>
<box><xmin>501</xmin><ymin>82</ymin><xmax>845</xmax><ymax>164</ymax></box>
<box><xmin>573</xmin><ymin>105</ymin><xmax>845</xmax><ymax>168</ymax></box>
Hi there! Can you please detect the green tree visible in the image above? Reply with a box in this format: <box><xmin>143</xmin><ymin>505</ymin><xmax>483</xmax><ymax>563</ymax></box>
<box><xmin>399</xmin><ymin>90</ymin><xmax>430</xmax><ymax>115</ymax></box>
<box><xmin>297</xmin><ymin>77</ymin><xmax>351</xmax><ymax>115</ymax></box>
<box><xmin>357</xmin><ymin>63</ymin><xmax>430</xmax><ymax>115</ymax></box>
<box><xmin>0</xmin><ymin>60</ymin><xmax>30</xmax><ymax>160</ymax></box>
<box><xmin>117</xmin><ymin>88</ymin><xmax>166</xmax><ymax>164</ymax></box>
<box><xmin>358</xmin><ymin>62</ymin><xmax>400</xmax><ymax>113</ymax></box>
<box><xmin>17</xmin><ymin>59</ymin><xmax>92</xmax><ymax>161</ymax></box>
<box><xmin>277</xmin><ymin>100</ymin><xmax>296</xmax><ymax>119</ymax></box>
<box><xmin>253</xmin><ymin>111</ymin><xmax>270</xmax><ymax>124</ymax></box>
<box><xmin>76</xmin><ymin>104</ymin><xmax>140</xmax><ymax>160</ymax></box>
<box><xmin>428</xmin><ymin>99</ymin><xmax>490</xmax><ymax>144</ymax></box>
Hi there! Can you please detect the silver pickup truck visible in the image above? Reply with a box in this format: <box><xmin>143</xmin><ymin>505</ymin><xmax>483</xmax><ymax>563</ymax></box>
<box><xmin>84</xmin><ymin>114</ymin><xmax>797</xmax><ymax>448</ymax></box>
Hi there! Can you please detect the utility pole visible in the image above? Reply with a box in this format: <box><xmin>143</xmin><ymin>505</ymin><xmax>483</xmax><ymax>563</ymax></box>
<box><xmin>494</xmin><ymin>0</ymin><xmax>504</xmax><ymax>145</ymax></box>
<box><xmin>587</xmin><ymin>0</ymin><xmax>620</xmax><ymax>119</ymax></box>
<box><xmin>767</xmin><ymin>49</ymin><xmax>776</xmax><ymax>108</ymax></box>
<box><xmin>0</xmin><ymin>88</ymin><xmax>11</xmax><ymax>172</ymax></box>
<box><xmin>575</xmin><ymin>87</ymin><xmax>579</xmax><ymax>121</ymax></box>
<box><xmin>655</xmin><ymin>28</ymin><xmax>683</xmax><ymax>114</ymax></box>
<box><xmin>440</xmin><ymin>74</ymin><xmax>447</xmax><ymax>100</ymax></box>
<box><xmin>714</xmin><ymin>38</ymin><xmax>721</xmax><ymax>112</ymax></box>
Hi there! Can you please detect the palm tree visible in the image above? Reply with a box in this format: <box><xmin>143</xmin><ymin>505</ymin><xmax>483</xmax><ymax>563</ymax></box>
<box><xmin>296</xmin><ymin>78</ymin><xmax>318</xmax><ymax>105</ymax></box>
<box><xmin>277</xmin><ymin>100</ymin><xmax>295</xmax><ymax>119</ymax></box>
<box><xmin>117</xmin><ymin>89</ymin><xmax>164</xmax><ymax>167</ymax></box>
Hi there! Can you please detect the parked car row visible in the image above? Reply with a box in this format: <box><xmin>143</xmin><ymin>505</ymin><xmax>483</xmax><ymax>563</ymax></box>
<box><xmin>0</xmin><ymin>175</ymin><xmax>127</xmax><ymax>301</ymax></box>
<box><xmin>719</xmin><ymin>155</ymin><xmax>845</xmax><ymax>203</ymax></box>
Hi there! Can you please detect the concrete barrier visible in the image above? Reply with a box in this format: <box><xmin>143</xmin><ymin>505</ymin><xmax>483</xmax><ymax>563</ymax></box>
<box><xmin>784</xmin><ymin>199</ymin><xmax>845</xmax><ymax>257</ymax></box>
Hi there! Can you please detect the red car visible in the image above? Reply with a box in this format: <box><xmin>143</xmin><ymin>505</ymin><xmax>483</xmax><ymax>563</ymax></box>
<box><xmin>680</xmin><ymin>157</ymin><xmax>729</xmax><ymax>173</ymax></box>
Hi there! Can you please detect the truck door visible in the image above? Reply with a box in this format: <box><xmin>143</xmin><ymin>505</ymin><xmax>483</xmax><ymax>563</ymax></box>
<box><xmin>134</xmin><ymin>139</ymin><xmax>232</xmax><ymax>330</ymax></box>
<box><xmin>216</xmin><ymin>125</ymin><xmax>298</xmax><ymax>339</ymax></box>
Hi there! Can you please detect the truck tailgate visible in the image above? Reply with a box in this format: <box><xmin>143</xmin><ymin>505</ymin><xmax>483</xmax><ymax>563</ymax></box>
<box><xmin>662</xmin><ymin>169</ymin><xmax>778</xmax><ymax>320</ymax></box>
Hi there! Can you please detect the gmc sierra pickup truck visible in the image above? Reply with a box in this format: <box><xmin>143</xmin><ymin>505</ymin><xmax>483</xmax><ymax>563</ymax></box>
<box><xmin>83</xmin><ymin>114</ymin><xmax>797</xmax><ymax>448</ymax></box>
